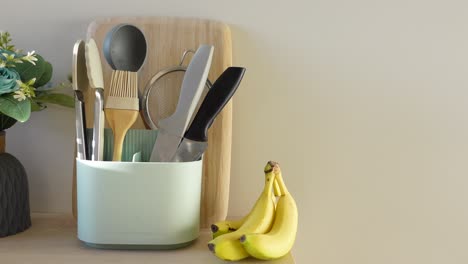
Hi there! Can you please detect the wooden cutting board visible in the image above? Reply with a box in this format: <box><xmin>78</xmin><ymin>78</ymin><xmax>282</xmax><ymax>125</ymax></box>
<box><xmin>72</xmin><ymin>17</ymin><xmax>233</xmax><ymax>228</ymax></box>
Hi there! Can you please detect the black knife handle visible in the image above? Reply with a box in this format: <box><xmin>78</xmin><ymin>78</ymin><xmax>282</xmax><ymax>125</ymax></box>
<box><xmin>185</xmin><ymin>67</ymin><xmax>246</xmax><ymax>142</ymax></box>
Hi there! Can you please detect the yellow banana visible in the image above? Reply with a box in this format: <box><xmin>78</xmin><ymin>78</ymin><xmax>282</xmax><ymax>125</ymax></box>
<box><xmin>210</xmin><ymin>163</ymin><xmax>280</xmax><ymax>239</ymax></box>
<box><xmin>240</xmin><ymin>163</ymin><xmax>298</xmax><ymax>260</ymax></box>
<box><xmin>207</xmin><ymin>161</ymin><xmax>278</xmax><ymax>261</ymax></box>
<box><xmin>273</xmin><ymin>176</ymin><xmax>282</xmax><ymax>196</ymax></box>
<box><xmin>211</xmin><ymin>194</ymin><xmax>277</xmax><ymax>239</ymax></box>
<box><xmin>211</xmin><ymin>217</ymin><xmax>245</xmax><ymax>239</ymax></box>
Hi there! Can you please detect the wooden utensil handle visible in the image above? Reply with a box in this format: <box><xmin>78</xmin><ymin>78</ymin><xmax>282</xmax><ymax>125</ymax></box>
<box><xmin>105</xmin><ymin>109</ymin><xmax>139</xmax><ymax>161</ymax></box>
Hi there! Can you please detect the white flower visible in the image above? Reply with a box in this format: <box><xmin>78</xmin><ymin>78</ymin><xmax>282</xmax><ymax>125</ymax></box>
<box><xmin>22</xmin><ymin>50</ymin><xmax>37</xmax><ymax>65</ymax></box>
<box><xmin>16</xmin><ymin>78</ymin><xmax>36</xmax><ymax>99</ymax></box>
<box><xmin>13</xmin><ymin>90</ymin><xmax>26</xmax><ymax>101</ymax></box>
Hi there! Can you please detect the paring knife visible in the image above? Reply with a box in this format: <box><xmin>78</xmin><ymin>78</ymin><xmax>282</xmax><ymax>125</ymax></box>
<box><xmin>85</xmin><ymin>38</ymin><xmax>105</xmax><ymax>161</ymax></box>
<box><xmin>149</xmin><ymin>45</ymin><xmax>214</xmax><ymax>162</ymax></box>
<box><xmin>72</xmin><ymin>40</ymin><xmax>89</xmax><ymax>160</ymax></box>
<box><xmin>172</xmin><ymin>67</ymin><xmax>246</xmax><ymax>162</ymax></box>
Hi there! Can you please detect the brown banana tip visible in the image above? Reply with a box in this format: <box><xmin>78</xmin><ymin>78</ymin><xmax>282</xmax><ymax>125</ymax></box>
<box><xmin>208</xmin><ymin>243</ymin><xmax>215</xmax><ymax>253</ymax></box>
<box><xmin>265</xmin><ymin>161</ymin><xmax>279</xmax><ymax>173</ymax></box>
<box><xmin>210</xmin><ymin>224</ymin><xmax>218</xmax><ymax>233</ymax></box>
<box><xmin>273</xmin><ymin>165</ymin><xmax>281</xmax><ymax>173</ymax></box>
<box><xmin>239</xmin><ymin>235</ymin><xmax>247</xmax><ymax>243</ymax></box>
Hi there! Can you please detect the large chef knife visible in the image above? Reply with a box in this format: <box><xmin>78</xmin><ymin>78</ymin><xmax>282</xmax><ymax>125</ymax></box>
<box><xmin>172</xmin><ymin>67</ymin><xmax>246</xmax><ymax>162</ymax></box>
<box><xmin>149</xmin><ymin>45</ymin><xmax>214</xmax><ymax>162</ymax></box>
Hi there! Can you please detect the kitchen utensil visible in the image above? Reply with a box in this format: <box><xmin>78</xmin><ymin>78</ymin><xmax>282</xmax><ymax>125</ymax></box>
<box><xmin>103</xmin><ymin>24</ymin><xmax>147</xmax><ymax>161</ymax></box>
<box><xmin>103</xmin><ymin>24</ymin><xmax>147</xmax><ymax>71</ymax></box>
<box><xmin>105</xmin><ymin>71</ymin><xmax>140</xmax><ymax>161</ymax></box>
<box><xmin>102</xmin><ymin>25</ymin><xmax>118</xmax><ymax>70</ymax></box>
<box><xmin>80</xmin><ymin>17</ymin><xmax>233</xmax><ymax>228</ymax></box>
<box><xmin>141</xmin><ymin>50</ymin><xmax>212</xmax><ymax>130</ymax></box>
<box><xmin>132</xmin><ymin>152</ymin><xmax>142</xmax><ymax>162</ymax></box>
<box><xmin>172</xmin><ymin>67</ymin><xmax>245</xmax><ymax>162</ymax></box>
<box><xmin>85</xmin><ymin>38</ymin><xmax>105</xmax><ymax>161</ymax></box>
<box><xmin>72</xmin><ymin>40</ymin><xmax>89</xmax><ymax>160</ymax></box>
<box><xmin>149</xmin><ymin>45</ymin><xmax>214</xmax><ymax>162</ymax></box>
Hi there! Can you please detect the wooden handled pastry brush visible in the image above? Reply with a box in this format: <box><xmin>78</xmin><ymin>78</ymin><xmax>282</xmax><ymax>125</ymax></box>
<box><xmin>105</xmin><ymin>71</ymin><xmax>140</xmax><ymax>161</ymax></box>
<box><xmin>103</xmin><ymin>24</ymin><xmax>147</xmax><ymax>161</ymax></box>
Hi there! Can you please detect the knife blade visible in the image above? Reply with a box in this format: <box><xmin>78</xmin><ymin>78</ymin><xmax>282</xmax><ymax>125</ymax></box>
<box><xmin>85</xmin><ymin>38</ymin><xmax>105</xmax><ymax>161</ymax></box>
<box><xmin>149</xmin><ymin>45</ymin><xmax>214</xmax><ymax>162</ymax></box>
<box><xmin>172</xmin><ymin>67</ymin><xmax>246</xmax><ymax>162</ymax></box>
<box><xmin>72</xmin><ymin>40</ymin><xmax>89</xmax><ymax>160</ymax></box>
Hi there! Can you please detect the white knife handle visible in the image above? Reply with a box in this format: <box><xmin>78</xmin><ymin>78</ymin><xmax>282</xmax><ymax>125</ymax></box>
<box><xmin>158</xmin><ymin>45</ymin><xmax>214</xmax><ymax>137</ymax></box>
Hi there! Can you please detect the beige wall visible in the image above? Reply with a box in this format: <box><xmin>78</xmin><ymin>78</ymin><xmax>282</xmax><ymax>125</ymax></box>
<box><xmin>2</xmin><ymin>0</ymin><xmax>468</xmax><ymax>263</ymax></box>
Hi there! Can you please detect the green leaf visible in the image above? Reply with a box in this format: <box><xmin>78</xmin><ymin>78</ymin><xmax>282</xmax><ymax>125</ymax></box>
<box><xmin>30</xmin><ymin>99</ymin><xmax>46</xmax><ymax>112</ymax></box>
<box><xmin>35</xmin><ymin>61</ymin><xmax>53</xmax><ymax>87</ymax></box>
<box><xmin>13</xmin><ymin>54</ymin><xmax>45</xmax><ymax>86</ymax></box>
<box><xmin>35</xmin><ymin>93</ymin><xmax>74</xmax><ymax>108</ymax></box>
<box><xmin>36</xmin><ymin>81</ymin><xmax>71</xmax><ymax>92</ymax></box>
<box><xmin>0</xmin><ymin>95</ymin><xmax>31</xmax><ymax>122</ymax></box>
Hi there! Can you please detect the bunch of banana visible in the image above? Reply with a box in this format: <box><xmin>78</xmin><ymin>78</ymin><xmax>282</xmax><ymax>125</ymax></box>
<box><xmin>210</xmin><ymin>216</ymin><xmax>246</xmax><ymax>239</ymax></box>
<box><xmin>210</xmin><ymin>171</ymin><xmax>280</xmax><ymax>239</ymax></box>
<box><xmin>207</xmin><ymin>161</ymin><xmax>278</xmax><ymax>261</ymax></box>
<box><xmin>240</xmin><ymin>162</ymin><xmax>298</xmax><ymax>260</ymax></box>
<box><xmin>208</xmin><ymin>161</ymin><xmax>298</xmax><ymax>261</ymax></box>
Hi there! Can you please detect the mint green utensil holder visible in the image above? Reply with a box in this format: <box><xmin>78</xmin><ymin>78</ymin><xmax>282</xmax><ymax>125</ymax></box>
<box><xmin>77</xmin><ymin>130</ymin><xmax>203</xmax><ymax>249</ymax></box>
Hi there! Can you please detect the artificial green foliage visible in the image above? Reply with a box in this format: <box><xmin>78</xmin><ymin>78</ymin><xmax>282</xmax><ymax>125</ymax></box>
<box><xmin>35</xmin><ymin>61</ymin><xmax>52</xmax><ymax>87</ymax></box>
<box><xmin>0</xmin><ymin>31</ymin><xmax>73</xmax><ymax>131</ymax></box>
<box><xmin>0</xmin><ymin>32</ymin><xmax>15</xmax><ymax>52</ymax></box>
<box><xmin>35</xmin><ymin>93</ymin><xmax>74</xmax><ymax>109</ymax></box>
<box><xmin>13</xmin><ymin>54</ymin><xmax>45</xmax><ymax>86</ymax></box>
<box><xmin>0</xmin><ymin>95</ymin><xmax>30</xmax><ymax>122</ymax></box>
<box><xmin>30</xmin><ymin>99</ymin><xmax>44</xmax><ymax>112</ymax></box>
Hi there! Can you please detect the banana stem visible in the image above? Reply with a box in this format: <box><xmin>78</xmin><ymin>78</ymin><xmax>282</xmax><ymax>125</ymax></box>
<box><xmin>274</xmin><ymin>165</ymin><xmax>289</xmax><ymax>195</ymax></box>
<box><xmin>273</xmin><ymin>179</ymin><xmax>282</xmax><ymax>197</ymax></box>
<box><xmin>265</xmin><ymin>161</ymin><xmax>283</xmax><ymax>196</ymax></box>
<box><xmin>264</xmin><ymin>161</ymin><xmax>278</xmax><ymax>173</ymax></box>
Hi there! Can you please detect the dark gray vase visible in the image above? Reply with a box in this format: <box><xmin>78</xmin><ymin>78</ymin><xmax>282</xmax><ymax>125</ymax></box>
<box><xmin>0</xmin><ymin>131</ymin><xmax>31</xmax><ymax>237</ymax></box>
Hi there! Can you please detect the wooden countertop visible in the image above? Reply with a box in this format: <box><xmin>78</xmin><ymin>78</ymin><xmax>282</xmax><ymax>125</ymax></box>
<box><xmin>0</xmin><ymin>213</ymin><xmax>295</xmax><ymax>264</ymax></box>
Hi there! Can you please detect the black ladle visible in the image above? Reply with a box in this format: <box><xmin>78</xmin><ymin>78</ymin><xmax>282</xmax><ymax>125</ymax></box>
<box><xmin>103</xmin><ymin>24</ymin><xmax>147</xmax><ymax>71</ymax></box>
